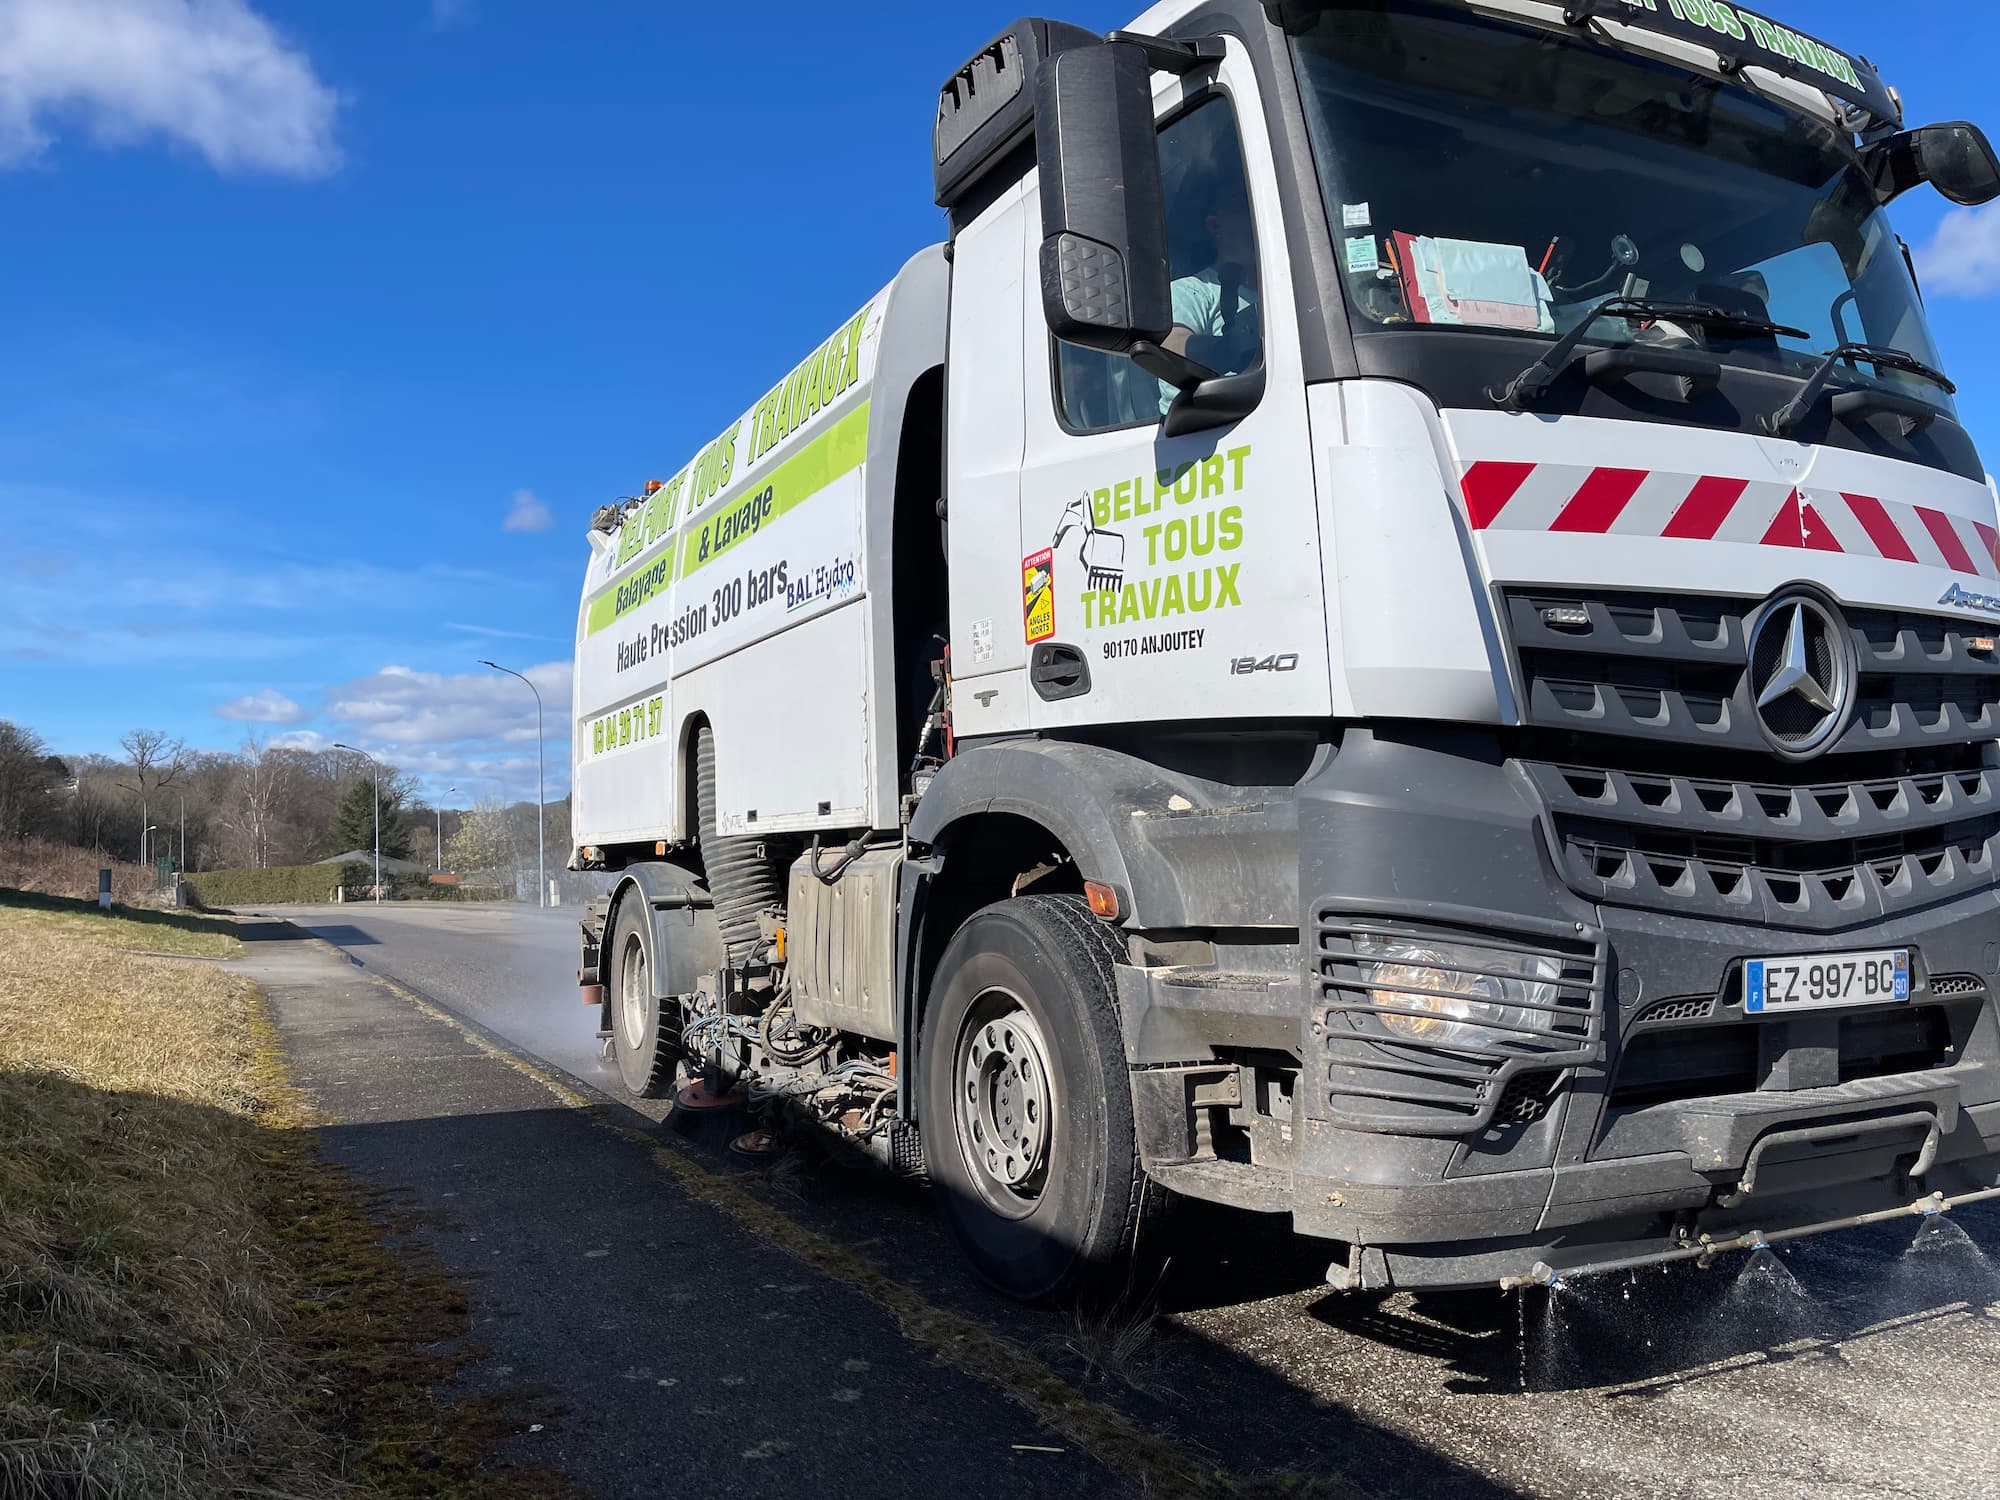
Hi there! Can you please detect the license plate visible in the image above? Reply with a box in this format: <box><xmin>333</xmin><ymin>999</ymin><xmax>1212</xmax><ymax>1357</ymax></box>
<box><xmin>1744</xmin><ymin>950</ymin><xmax>1910</xmax><ymax>1014</ymax></box>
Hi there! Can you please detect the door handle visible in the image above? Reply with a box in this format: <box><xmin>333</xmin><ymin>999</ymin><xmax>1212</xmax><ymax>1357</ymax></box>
<box><xmin>1029</xmin><ymin>642</ymin><xmax>1092</xmax><ymax>702</ymax></box>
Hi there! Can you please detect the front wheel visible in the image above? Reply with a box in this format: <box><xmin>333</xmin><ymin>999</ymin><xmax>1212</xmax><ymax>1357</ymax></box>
<box><xmin>919</xmin><ymin>895</ymin><xmax>1159</xmax><ymax>1303</ymax></box>
<box><xmin>609</xmin><ymin>894</ymin><xmax>677</xmax><ymax>1098</ymax></box>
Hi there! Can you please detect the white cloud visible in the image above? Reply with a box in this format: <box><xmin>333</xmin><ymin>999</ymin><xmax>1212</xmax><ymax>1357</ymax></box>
<box><xmin>1916</xmin><ymin>203</ymin><xmax>2000</xmax><ymax>299</ymax></box>
<box><xmin>270</xmin><ymin>728</ymin><xmax>327</xmax><ymax>752</ymax></box>
<box><xmin>0</xmin><ymin>0</ymin><xmax>341</xmax><ymax>177</ymax></box>
<box><xmin>215</xmin><ymin>687</ymin><xmax>305</xmax><ymax>724</ymax></box>
<box><xmin>503</xmin><ymin>488</ymin><xmax>554</xmax><ymax>535</ymax></box>
<box><xmin>328</xmin><ymin>660</ymin><xmax>572</xmax><ymax>749</ymax></box>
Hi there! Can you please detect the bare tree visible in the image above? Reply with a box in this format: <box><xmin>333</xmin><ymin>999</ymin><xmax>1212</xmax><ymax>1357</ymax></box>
<box><xmin>119</xmin><ymin>729</ymin><xmax>188</xmax><ymax>865</ymax></box>
<box><xmin>223</xmin><ymin>734</ymin><xmax>285</xmax><ymax>869</ymax></box>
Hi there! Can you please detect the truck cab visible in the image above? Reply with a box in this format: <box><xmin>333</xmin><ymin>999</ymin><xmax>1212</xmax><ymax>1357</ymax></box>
<box><xmin>574</xmin><ymin>0</ymin><xmax>2000</xmax><ymax>1297</ymax></box>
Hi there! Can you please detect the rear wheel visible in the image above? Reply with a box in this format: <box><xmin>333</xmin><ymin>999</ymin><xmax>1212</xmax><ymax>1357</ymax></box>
<box><xmin>920</xmin><ymin>894</ymin><xmax>1159</xmax><ymax>1303</ymax></box>
<box><xmin>609</xmin><ymin>894</ymin><xmax>677</xmax><ymax>1098</ymax></box>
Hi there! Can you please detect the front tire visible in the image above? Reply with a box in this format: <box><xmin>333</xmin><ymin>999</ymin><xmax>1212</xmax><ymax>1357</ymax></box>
<box><xmin>919</xmin><ymin>895</ymin><xmax>1158</xmax><ymax>1303</ymax></box>
<box><xmin>609</xmin><ymin>894</ymin><xmax>677</xmax><ymax>1098</ymax></box>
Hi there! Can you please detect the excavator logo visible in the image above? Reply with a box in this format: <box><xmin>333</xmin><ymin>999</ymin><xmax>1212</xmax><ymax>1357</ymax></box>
<box><xmin>1051</xmin><ymin>493</ymin><xmax>1126</xmax><ymax>590</ymax></box>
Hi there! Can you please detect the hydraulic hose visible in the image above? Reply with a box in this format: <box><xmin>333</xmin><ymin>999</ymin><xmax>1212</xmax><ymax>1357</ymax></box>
<box><xmin>693</xmin><ymin>725</ymin><xmax>781</xmax><ymax>965</ymax></box>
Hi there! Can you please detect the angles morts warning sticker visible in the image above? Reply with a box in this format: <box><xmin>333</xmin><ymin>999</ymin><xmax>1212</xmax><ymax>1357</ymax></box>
<box><xmin>1023</xmin><ymin>548</ymin><xmax>1055</xmax><ymax>644</ymax></box>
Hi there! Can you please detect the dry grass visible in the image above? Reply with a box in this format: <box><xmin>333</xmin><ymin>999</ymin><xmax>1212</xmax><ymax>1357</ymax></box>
<box><xmin>0</xmin><ymin>897</ymin><xmax>335</xmax><ymax>1497</ymax></box>
<box><xmin>0</xmin><ymin>840</ymin><xmax>157</xmax><ymax>907</ymax></box>
<box><xmin>1050</xmin><ymin>1302</ymin><xmax>1167</xmax><ymax>1396</ymax></box>
<box><xmin>0</xmin><ymin>895</ymin><xmax>581</xmax><ymax>1500</ymax></box>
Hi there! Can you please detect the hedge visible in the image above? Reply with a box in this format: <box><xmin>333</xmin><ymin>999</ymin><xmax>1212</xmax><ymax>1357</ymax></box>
<box><xmin>186</xmin><ymin>864</ymin><xmax>367</xmax><ymax>907</ymax></box>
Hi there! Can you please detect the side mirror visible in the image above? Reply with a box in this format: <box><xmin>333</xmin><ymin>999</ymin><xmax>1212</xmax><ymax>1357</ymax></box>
<box><xmin>1033</xmin><ymin>41</ymin><xmax>1172</xmax><ymax>356</ymax></box>
<box><xmin>1867</xmin><ymin>121</ymin><xmax>2000</xmax><ymax>208</ymax></box>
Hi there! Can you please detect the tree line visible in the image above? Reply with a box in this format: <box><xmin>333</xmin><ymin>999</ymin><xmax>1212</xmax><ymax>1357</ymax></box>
<box><xmin>0</xmin><ymin>717</ymin><xmax>567</xmax><ymax>879</ymax></box>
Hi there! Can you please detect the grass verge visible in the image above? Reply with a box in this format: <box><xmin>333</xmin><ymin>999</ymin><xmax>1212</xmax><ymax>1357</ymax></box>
<box><xmin>0</xmin><ymin>894</ymin><xmax>580</xmax><ymax>1499</ymax></box>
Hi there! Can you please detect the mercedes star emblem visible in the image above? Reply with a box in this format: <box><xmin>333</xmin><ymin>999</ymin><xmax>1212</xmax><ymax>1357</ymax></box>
<box><xmin>1748</xmin><ymin>594</ymin><xmax>1853</xmax><ymax>758</ymax></box>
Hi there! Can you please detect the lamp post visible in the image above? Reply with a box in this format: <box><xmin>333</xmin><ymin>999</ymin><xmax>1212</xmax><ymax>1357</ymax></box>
<box><xmin>438</xmin><ymin>786</ymin><xmax>457</xmax><ymax>873</ymax></box>
<box><xmin>143</xmin><ymin>824</ymin><xmax>159</xmax><ymax>870</ymax></box>
<box><xmin>178</xmin><ymin>794</ymin><xmax>186</xmax><ymax>873</ymax></box>
<box><xmin>119</xmin><ymin>781</ymin><xmax>148</xmax><ymax>868</ymax></box>
<box><xmin>332</xmin><ymin>743</ymin><xmax>382</xmax><ymax>903</ymax></box>
<box><xmin>481</xmin><ymin>661</ymin><xmax>545</xmax><ymax>908</ymax></box>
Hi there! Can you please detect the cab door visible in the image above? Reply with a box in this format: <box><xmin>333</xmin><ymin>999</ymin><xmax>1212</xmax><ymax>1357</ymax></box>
<box><xmin>1015</xmin><ymin>42</ymin><xmax>1331</xmax><ymax>730</ymax></box>
<box><xmin>944</xmin><ymin>175</ymin><xmax>1034</xmax><ymax>740</ymax></box>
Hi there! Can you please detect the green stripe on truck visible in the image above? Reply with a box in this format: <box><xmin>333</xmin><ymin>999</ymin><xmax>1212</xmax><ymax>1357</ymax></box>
<box><xmin>583</xmin><ymin>399</ymin><xmax>871</xmax><ymax>638</ymax></box>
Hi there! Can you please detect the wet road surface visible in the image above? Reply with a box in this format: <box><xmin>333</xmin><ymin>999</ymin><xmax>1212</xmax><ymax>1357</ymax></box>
<box><xmin>272</xmin><ymin>902</ymin><xmax>2000</xmax><ymax>1500</ymax></box>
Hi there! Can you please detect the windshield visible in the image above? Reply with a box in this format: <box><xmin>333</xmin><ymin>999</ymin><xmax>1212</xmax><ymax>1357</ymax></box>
<box><xmin>1289</xmin><ymin>1</ymin><xmax>1956</xmax><ymax>417</ymax></box>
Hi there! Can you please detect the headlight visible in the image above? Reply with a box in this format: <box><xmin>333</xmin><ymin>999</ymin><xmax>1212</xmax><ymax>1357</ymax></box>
<box><xmin>1353</xmin><ymin>935</ymin><xmax>1561</xmax><ymax>1049</ymax></box>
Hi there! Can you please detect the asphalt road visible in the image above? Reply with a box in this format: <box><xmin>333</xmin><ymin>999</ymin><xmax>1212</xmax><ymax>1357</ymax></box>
<box><xmin>275</xmin><ymin>901</ymin><xmax>2000</xmax><ymax>1500</ymax></box>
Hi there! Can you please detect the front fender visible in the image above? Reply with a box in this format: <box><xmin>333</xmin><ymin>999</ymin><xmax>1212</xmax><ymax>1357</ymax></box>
<box><xmin>907</xmin><ymin>739</ymin><xmax>1299</xmax><ymax>930</ymax></box>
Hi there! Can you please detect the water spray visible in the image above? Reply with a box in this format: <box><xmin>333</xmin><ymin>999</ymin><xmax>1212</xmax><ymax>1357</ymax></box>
<box><xmin>1497</xmin><ymin>1183</ymin><xmax>2000</xmax><ymax>1292</ymax></box>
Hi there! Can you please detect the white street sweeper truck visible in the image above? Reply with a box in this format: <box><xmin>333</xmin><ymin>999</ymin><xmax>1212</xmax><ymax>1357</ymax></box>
<box><xmin>571</xmin><ymin>0</ymin><xmax>2000</xmax><ymax>1298</ymax></box>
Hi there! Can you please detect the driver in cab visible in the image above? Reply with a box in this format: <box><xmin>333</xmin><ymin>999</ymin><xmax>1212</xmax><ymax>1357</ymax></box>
<box><xmin>1156</xmin><ymin>169</ymin><xmax>1260</xmax><ymax>411</ymax></box>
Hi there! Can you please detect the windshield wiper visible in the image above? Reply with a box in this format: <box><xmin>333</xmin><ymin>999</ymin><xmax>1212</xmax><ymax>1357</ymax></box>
<box><xmin>1766</xmin><ymin>343</ymin><xmax>1957</xmax><ymax>437</ymax></box>
<box><xmin>1489</xmin><ymin>296</ymin><xmax>1810</xmax><ymax>410</ymax></box>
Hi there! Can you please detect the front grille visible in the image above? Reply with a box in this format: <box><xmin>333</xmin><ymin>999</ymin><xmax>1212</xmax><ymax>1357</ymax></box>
<box><xmin>1527</xmin><ymin>757</ymin><xmax>2000</xmax><ymax>926</ymax></box>
<box><xmin>1929</xmin><ymin>973</ymin><xmax>1987</xmax><ymax>997</ymax></box>
<box><xmin>1506</xmin><ymin>589</ymin><xmax>2000</xmax><ymax>757</ymax></box>
<box><xmin>1505</xmin><ymin>587</ymin><xmax>2000</xmax><ymax>923</ymax></box>
<box><xmin>1316</xmin><ymin>912</ymin><xmax>1606</xmax><ymax>1136</ymax></box>
<box><xmin>1492</xmin><ymin>1071</ymin><xmax>1561</xmax><ymax>1125</ymax></box>
<box><xmin>1632</xmin><ymin>996</ymin><xmax>1716</xmax><ymax>1026</ymax></box>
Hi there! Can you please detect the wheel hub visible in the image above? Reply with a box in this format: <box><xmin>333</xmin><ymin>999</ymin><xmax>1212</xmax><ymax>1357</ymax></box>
<box><xmin>619</xmin><ymin>936</ymin><xmax>649</xmax><ymax>1050</ymax></box>
<box><xmin>958</xmin><ymin>1005</ymin><xmax>1053</xmax><ymax>1194</ymax></box>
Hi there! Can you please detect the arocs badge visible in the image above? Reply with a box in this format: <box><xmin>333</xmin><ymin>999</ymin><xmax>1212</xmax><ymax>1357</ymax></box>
<box><xmin>1022</xmin><ymin>548</ymin><xmax>1055</xmax><ymax>644</ymax></box>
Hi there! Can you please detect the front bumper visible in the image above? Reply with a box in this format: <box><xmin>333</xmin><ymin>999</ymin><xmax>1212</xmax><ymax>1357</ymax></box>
<box><xmin>1126</xmin><ymin>726</ymin><xmax>2000</xmax><ymax>1290</ymax></box>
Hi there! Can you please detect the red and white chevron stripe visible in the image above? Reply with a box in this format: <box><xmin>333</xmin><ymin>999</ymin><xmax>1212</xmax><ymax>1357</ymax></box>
<box><xmin>1459</xmin><ymin>462</ymin><xmax>2000</xmax><ymax>580</ymax></box>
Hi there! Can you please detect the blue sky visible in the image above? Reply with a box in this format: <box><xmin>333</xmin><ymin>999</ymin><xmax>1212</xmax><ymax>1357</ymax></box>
<box><xmin>1</xmin><ymin>0</ymin><xmax>1997</xmax><ymax>806</ymax></box>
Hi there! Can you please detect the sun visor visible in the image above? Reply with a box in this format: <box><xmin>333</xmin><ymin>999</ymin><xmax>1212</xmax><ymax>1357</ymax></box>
<box><xmin>1263</xmin><ymin>0</ymin><xmax>1899</xmax><ymax>127</ymax></box>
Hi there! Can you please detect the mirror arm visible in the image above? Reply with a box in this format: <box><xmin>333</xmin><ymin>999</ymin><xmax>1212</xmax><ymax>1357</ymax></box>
<box><xmin>1131</xmin><ymin>341</ymin><xmax>1220</xmax><ymax>392</ymax></box>
<box><xmin>1102</xmin><ymin>31</ymin><xmax>1225</xmax><ymax>74</ymax></box>
<box><xmin>1862</xmin><ymin>138</ymin><xmax>1920</xmax><ymax>206</ymax></box>
<box><xmin>1164</xmin><ymin>366</ymin><xmax>1267</xmax><ymax>439</ymax></box>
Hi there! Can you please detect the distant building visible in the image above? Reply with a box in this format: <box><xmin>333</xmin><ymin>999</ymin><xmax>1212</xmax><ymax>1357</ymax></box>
<box><xmin>314</xmin><ymin>850</ymin><xmax>431</xmax><ymax>875</ymax></box>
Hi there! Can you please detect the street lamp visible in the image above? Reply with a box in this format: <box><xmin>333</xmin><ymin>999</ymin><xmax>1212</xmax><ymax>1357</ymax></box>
<box><xmin>480</xmin><ymin>661</ymin><xmax>545</xmax><ymax>908</ymax></box>
<box><xmin>332</xmin><ymin>743</ymin><xmax>382</xmax><ymax>903</ymax></box>
<box><xmin>143</xmin><ymin>824</ymin><xmax>159</xmax><ymax>869</ymax></box>
<box><xmin>119</xmin><ymin>781</ymin><xmax>149</xmax><ymax>867</ymax></box>
<box><xmin>438</xmin><ymin>786</ymin><xmax>457</xmax><ymax>873</ymax></box>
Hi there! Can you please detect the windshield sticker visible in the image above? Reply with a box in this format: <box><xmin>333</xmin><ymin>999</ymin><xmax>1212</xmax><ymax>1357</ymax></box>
<box><xmin>1342</xmin><ymin>202</ymin><xmax>1372</xmax><ymax>229</ymax></box>
<box><xmin>1344</xmin><ymin>235</ymin><xmax>1380</xmax><ymax>275</ymax></box>
<box><xmin>1391</xmin><ymin>234</ymin><xmax>1555</xmax><ymax>334</ymax></box>
<box><xmin>1023</xmin><ymin>549</ymin><xmax>1056</xmax><ymax>645</ymax></box>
